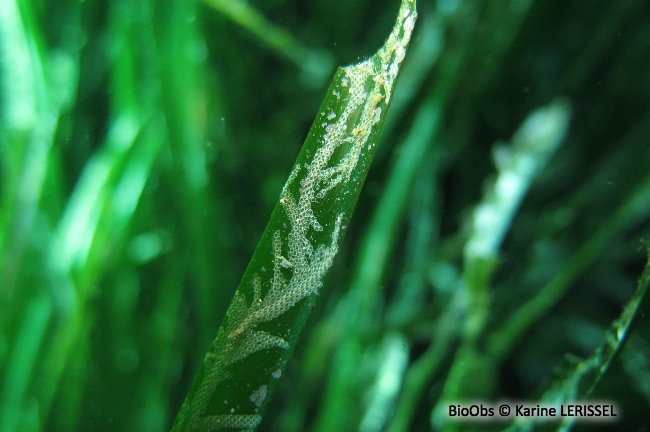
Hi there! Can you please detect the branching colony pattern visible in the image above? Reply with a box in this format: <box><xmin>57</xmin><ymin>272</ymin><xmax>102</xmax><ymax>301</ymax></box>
<box><xmin>172</xmin><ymin>1</ymin><xmax>416</xmax><ymax>430</ymax></box>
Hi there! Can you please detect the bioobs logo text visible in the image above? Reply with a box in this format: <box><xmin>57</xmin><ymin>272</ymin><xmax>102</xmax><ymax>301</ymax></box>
<box><xmin>448</xmin><ymin>403</ymin><xmax>495</xmax><ymax>419</ymax></box>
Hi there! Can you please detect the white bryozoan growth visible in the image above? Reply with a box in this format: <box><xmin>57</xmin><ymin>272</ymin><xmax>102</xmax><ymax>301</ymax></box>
<box><xmin>173</xmin><ymin>1</ymin><xmax>416</xmax><ymax>430</ymax></box>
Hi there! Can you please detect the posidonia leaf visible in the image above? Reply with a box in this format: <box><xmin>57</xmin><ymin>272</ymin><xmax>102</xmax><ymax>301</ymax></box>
<box><xmin>171</xmin><ymin>1</ymin><xmax>417</xmax><ymax>430</ymax></box>
<box><xmin>502</xmin><ymin>250</ymin><xmax>650</xmax><ymax>432</ymax></box>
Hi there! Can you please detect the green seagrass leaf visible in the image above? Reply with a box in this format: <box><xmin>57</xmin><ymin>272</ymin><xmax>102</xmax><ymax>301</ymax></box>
<box><xmin>171</xmin><ymin>1</ymin><xmax>417</xmax><ymax>430</ymax></box>
<box><xmin>502</xmin><ymin>251</ymin><xmax>650</xmax><ymax>432</ymax></box>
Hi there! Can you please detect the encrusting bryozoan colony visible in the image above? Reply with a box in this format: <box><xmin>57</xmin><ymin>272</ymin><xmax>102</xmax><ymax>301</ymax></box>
<box><xmin>172</xmin><ymin>1</ymin><xmax>416</xmax><ymax>430</ymax></box>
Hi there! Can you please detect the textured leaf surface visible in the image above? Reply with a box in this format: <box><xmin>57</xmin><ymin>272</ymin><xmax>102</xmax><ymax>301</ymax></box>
<box><xmin>171</xmin><ymin>1</ymin><xmax>417</xmax><ymax>430</ymax></box>
<box><xmin>502</xmin><ymin>251</ymin><xmax>650</xmax><ymax>432</ymax></box>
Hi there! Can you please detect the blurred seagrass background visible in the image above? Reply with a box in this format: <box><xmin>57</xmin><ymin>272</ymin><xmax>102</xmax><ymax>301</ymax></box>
<box><xmin>1</xmin><ymin>0</ymin><xmax>649</xmax><ymax>431</ymax></box>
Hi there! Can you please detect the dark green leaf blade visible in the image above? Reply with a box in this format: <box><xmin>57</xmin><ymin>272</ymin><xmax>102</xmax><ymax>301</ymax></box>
<box><xmin>171</xmin><ymin>1</ymin><xmax>417</xmax><ymax>430</ymax></box>
<box><xmin>502</xmin><ymin>251</ymin><xmax>650</xmax><ymax>432</ymax></box>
